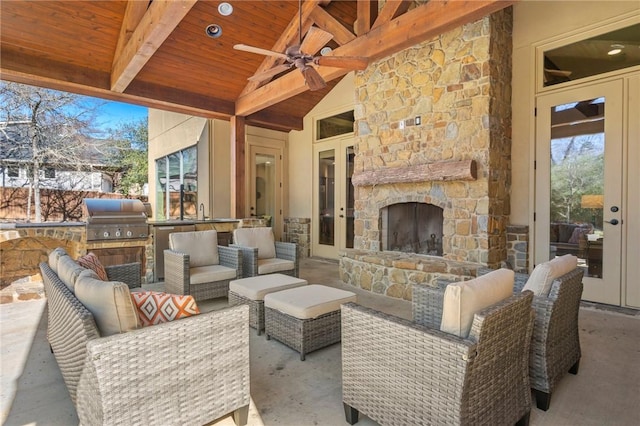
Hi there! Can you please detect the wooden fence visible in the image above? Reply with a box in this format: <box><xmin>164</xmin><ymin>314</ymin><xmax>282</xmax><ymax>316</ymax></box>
<box><xmin>0</xmin><ymin>187</ymin><xmax>146</xmax><ymax>222</ymax></box>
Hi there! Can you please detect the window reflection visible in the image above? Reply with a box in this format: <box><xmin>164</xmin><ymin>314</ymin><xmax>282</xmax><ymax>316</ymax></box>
<box><xmin>549</xmin><ymin>98</ymin><xmax>604</xmax><ymax>278</ymax></box>
<box><xmin>155</xmin><ymin>145</ymin><xmax>197</xmax><ymax>220</ymax></box>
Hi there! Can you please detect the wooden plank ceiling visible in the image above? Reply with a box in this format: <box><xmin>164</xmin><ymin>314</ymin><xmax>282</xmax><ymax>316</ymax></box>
<box><xmin>0</xmin><ymin>1</ymin><xmax>514</xmax><ymax>132</ymax></box>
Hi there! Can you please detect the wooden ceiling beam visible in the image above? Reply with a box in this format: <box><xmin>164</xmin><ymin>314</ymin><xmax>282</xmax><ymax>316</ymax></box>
<box><xmin>110</xmin><ymin>0</ymin><xmax>197</xmax><ymax>93</ymax></box>
<box><xmin>309</xmin><ymin>5</ymin><xmax>356</xmax><ymax>45</ymax></box>
<box><xmin>114</xmin><ymin>1</ymin><xmax>149</xmax><ymax>63</ymax></box>
<box><xmin>239</xmin><ymin>0</ymin><xmax>323</xmax><ymax>98</ymax></box>
<box><xmin>372</xmin><ymin>0</ymin><xmax>412</xmax><ymax>29</ymax></box>
<box><xmin>236</xmin><ymin>0</ymin><xmax>514</xmax><ymax>116</ymax></box>
<box><xmin>246</xmin><ymin>110</ymin><xmax>304</xmax><ymax>132</ymax></box>
<box><xmin>354</xmin><ymin>0</ymin><xmax>378</xmax><ymax>36</ymax></box>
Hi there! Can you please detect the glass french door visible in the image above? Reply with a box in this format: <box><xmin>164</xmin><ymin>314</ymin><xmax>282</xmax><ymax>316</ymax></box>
<box><xmin>535</xmin><ymin>80</ymin><xmax>623</xmax><ymax>305</ymax></box>
<box><xmin>249</xmin><ymin>145</ymin><xmax>282</xmax><ymax>238</ymax></box>
<box><xmin>313</xmin><ymin>137</ymin><xmax>355</xmax><ymax>258</ymax></box>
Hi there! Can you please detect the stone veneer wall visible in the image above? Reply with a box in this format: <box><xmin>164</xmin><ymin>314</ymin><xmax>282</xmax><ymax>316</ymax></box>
<box><xmin>283</xmin><ymin>217</ymin><xmax>311</xmax><ymax>258</ymax></box>
<box><xmin>506</xmin><ymin>225</ymin><xmax>528</xmax><ymax>273</ymax></box>
<box><xmin>352</xmin><ymin>8</ymin><xmax>512</xmax><ymax>267</ymax></box>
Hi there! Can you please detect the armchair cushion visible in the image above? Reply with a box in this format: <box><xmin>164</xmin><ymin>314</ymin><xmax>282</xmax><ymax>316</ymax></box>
<box><xmin>258</xmin><ymin>258</ymin><xmax>296</xmax><ymax>275</ymax></box>
<box><xmin>77</xmin><ymin>252</ymin><xmax>108</xmax><ymax>281</ymax></box>
<box><xmin>169</xmin><ymin>230</ymin><xmax>219</xmax><ymax>267</ymax></box>
<box><xmin>130</xmin><ymin>291</ymin><xmax>200</xmax><ymax>326</ymax></box>
<box><xmin>441</xmin><ymin>268</ymin><xmax>514</xmax><ymax>338</ymax></box>
<box><xmin>48</xmin><ymin>247</ymin><xmax>67</xmax><ymax>273</ymax></box>
<box><xmin>523</xmin><ymin>254</ymin><xmax>577</xmax><ymax>296</ymax></box>
<box><xmin>75</xmin><ymin>269</ymin><xmax>140</xmax><ymax>336</ymax></box>
<box><xmin>233</xmin><ymin>227</ymin><xmax>276</xmax><ymax>259</ymax></box>
<box><xmin>189</xmin><ymin>264</ymin><xmax>238</xmax><ymax>285</ymax></box>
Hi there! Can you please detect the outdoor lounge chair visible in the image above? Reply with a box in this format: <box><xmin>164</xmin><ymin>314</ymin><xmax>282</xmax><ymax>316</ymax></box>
<box><xmin>164</xmin><ymin>230</ymin><xmax>242</xmax><ymax>301</ymax></box>
<box><xmin>478</xmin><ymin>262</ymin><xmax>584</xmax><ymax>411</ymax></box>
<box><xmin>231</xmin><ymin>227</ymin><xmax>298</xmax><ymax>277</ymax></box>
<box><xmin>342</xmin><ymin>269</ymin><xmax>535</xmax><ymax>425</ymax></box>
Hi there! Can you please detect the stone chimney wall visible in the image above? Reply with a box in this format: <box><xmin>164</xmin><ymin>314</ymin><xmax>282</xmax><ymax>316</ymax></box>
<box><xmin>351</xmin><ymin>8</ymin><xmax>512</xmax><ymax>268</ymax></box>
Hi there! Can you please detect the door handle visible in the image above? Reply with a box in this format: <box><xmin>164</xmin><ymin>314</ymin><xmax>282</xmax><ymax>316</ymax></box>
<box><xmin>604</xmin><ymin>219</ymin><xmax>619</xmax><ymax>225</ymax></box>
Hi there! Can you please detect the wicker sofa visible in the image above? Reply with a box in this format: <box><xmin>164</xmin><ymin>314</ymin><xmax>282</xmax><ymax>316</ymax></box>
<box><xmin>40</xmin><ymin>248</ymin><xmax>250</xmax><ymax>425</ymax></box>
<box><xmin>478</xmin><ymin>264</ymin><xmax>584</xmax><ymax>411</ymax></box>
<box><xmin>342</xmin><ymin>270</ymin><xmax>534</xmax><ymax>426</ymax></box>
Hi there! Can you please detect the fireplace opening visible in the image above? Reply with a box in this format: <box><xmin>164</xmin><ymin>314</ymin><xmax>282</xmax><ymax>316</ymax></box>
<box><xmin>380</xmin><ymin>202</ymin><xmax>443</xmax><ymax>255</ymax></box>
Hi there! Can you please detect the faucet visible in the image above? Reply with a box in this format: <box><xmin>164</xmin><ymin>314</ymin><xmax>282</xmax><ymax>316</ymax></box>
<box><xmin>199</xmin><ymin>203</ymin><xmax>205</xmax><ymax>221</ymax></box>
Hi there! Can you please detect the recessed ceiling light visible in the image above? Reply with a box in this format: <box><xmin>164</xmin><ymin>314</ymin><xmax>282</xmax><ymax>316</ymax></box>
<box><xmin>218</xmin><ymin>2</ymin><xmax>233</xmax><ymax>16</ymax></box>
<box><xmin>608</xmin><ymin>43</ymin><xmax>625</xmax><ymax>55</ymax></box>
<box><xmin>205</xmin><ymin>24</ymin><xmax>222</xmax><ymax>38</ymax></box>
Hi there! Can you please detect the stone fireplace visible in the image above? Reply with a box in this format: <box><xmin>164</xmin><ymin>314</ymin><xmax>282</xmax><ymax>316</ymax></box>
<box><xmin>339</xmin><ymin>8</ymin><xmax>513</xmax><ymax>300</ymax></box>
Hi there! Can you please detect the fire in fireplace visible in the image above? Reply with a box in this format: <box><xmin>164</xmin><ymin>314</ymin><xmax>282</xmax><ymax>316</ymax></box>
<box><xmin>380</xmin><ymin>202</ymin><xmax>444</xmax><ymax>255</ymax></box>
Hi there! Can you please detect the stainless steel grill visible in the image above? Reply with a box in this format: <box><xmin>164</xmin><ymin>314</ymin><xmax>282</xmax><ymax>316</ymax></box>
<box><xmin>83</xmin><ymin>198</ymin><xmax>149</xmax><ymax>242</ymax></box>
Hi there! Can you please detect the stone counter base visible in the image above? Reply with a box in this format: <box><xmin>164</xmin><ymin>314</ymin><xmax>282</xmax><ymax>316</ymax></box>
<box><xmin>338</xmin><ymin>249</ymin><xmax>482</xmax><ymax>300</ymax></box>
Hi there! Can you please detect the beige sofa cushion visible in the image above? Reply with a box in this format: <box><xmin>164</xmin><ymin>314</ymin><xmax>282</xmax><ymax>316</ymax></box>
<box><xmin>523</xmin><ymin>254</ymin><xmax>578</xmax><ymax>296</ymax></box>
<box><xmin>440</xmin><ymin>268</ymin><xmax>514</xmax><ymax>338</ymax></box>
<box><xmin>264</xmin><ymin>284</ymin><xmax>357</xmax><ymax>319</ymax></box>
<box><xmin>233</xmin><ymin>227</ymin><xmax>276</xmax><ymax>259</ymax></box>
<box><xmin>75</xmin><ymin>269</ymin><xmax>140</xmax><ymax>336</ymax></box>
<box><xmin>48</xmin><ymin>247</ymin><xmax>67</xmax><ymax>273</ymax></box>
<box><xmin>169</xmin><ymin>230</ymin><xmax>219</xmax><ymax>267</ymax></box>
<box><xmin>57</xmin><ymin>254</ymin><xmax>86</xmax><ymax>293</ymax></box>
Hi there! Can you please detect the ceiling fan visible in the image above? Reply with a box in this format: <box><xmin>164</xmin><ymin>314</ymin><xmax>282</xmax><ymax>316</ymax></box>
<box><xmin>233</xmin><ymin>1</ymin><xmax>368</xmax><ymax>91</ymax></box>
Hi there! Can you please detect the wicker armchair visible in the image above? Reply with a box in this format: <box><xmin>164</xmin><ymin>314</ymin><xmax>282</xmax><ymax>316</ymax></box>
<box><xmin>342</xmin><ymin>288</ymin><xmax>534</xmax><ymax>425</ymax></box>
<box><xmin>103</xmin><ymin>262</ymin><xmax>141</xmax><ymax>289</ymax></box>
<box><xmin>230</xmin><ymin>227</ymin><xmax>298</xmax><ymax>277</ymax></box>
<box><xmin>164</xmin><ymin>230</ymin><xmax>242</xmax><ymax>301</ymax></box>
<box><xmin>478</xmin><ymin>266</ymin><xmax>584</xmax><ymax>411</ymax></box>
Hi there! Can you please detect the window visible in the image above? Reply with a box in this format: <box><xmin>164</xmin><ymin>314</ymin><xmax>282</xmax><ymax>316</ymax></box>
<box><xmin>7</xmin><ymin>166</ymin><xmax>19</xmax><ymax>178</ymax></box>
<box><xmin>316</xmin><ymin>110</ymin><xmax>354</xmax><ymax>140</ymax></box>
<box><xmin>155</xmin><ymin>145</ymin><xmax>197</xmax><ymax>220</ymax></box>
<box><xmin>543</xmin><ymin>23</ymin><xmax>640</xmax><ymax>87</ymax></box>
<box><xmin>44</xmin><ymin>168</ymin><xmax>56</xmax><ymax>179</ymax></box>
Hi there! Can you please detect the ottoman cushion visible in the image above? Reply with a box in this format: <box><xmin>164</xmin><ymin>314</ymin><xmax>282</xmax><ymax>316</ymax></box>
<box><xmin>230</xmin><ymin>274</ymin><xmax>307</xmax><ymax>300</ymax></box>
<box><xmin>264</xmin><ymin>284</ymin><xmax>357</xmax><ymax>319</ymax></box>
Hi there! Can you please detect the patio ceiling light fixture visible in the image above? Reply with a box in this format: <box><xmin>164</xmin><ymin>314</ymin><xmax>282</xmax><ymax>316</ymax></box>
<box><xmin>607</xmin><ymin>44</ymin><xmax>624</xmax><ymax>56</ymax></box>
<box><xmin>218</xmin><ymin>2</ymin><xmax>233</xmax><ymax>16</ymax></box>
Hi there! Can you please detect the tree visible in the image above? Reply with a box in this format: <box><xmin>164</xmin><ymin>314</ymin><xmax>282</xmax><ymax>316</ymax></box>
<box><xmin>0</xmin><ymin>82</ymin><xmax>103</xmax><ymax>222</ymax></box>
<box><xmin>107</xmin><ymin>118</ymin><xmax>148</xmax><ymax>196</ymax></box>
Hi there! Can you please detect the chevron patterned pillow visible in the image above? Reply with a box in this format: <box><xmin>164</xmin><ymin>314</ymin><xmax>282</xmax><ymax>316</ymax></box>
<box><xmin>77</xmin><ymin>252</ymin><xmax>108</xmax><ymax>281</ymax></box>
<box><xmin>130</xmin><ymin>291</ymin><xmax>200</xmax><ymax>327</ymax></box>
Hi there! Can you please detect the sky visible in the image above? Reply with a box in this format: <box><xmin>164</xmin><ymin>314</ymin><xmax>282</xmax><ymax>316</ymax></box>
<box><xmin>93</xmin><ymin>100</ymin><xmax>148</xmax><ymax>134</ymax></box>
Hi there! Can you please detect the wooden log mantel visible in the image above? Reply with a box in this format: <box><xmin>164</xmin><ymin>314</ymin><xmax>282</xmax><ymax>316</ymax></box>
<box><xmin>351</xmin><ymin>159</ymin><xmax>476</xmax><ymax>186</ymax></box>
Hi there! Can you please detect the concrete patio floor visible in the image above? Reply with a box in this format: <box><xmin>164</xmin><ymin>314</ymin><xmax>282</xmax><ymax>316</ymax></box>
<box><xmin>1</xmin><ymin>257</ymin><xmax>639</xmax><ymax>425</ymax></box>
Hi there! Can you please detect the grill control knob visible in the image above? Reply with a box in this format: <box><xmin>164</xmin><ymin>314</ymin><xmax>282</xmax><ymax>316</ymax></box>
<box><xmin>115</xmin><ymin>230</ymin><xmax>122</xmax><ymax>237</ymax></box>
<box><xmin>126</xmin><ymin>230</ymin><xmax>133</xmax><ymax>237</ymax></box>
<box><xmin>103</xmin><ymin>231</ymin><xmax>110</xmax><ymax>238</ymax></box>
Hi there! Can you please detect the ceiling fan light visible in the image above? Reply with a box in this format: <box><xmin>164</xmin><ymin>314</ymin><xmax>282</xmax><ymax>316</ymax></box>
<box><xmin>608</xmin><ymin>44</ymin><xmax>625</xmax><ymax>55</ymax></box>
<box><xmin>218</xmin><ymin>3</ymin><xmax>233</xmax><ymax>16</ymax></box>
<box><xmin>320</xmin><ymin>47</ymin><xmax>333</xmax><ymax>56</ymax></box>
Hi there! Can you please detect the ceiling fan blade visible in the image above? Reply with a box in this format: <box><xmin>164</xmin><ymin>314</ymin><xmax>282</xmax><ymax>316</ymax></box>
<box><xmin>234</xmin><ymin>44</ymin><xmax>288</xmax><ymax>60</ymax></box>
<box><xmin>300</xmin><ymin>26</ymin><xmax>334</xmax><ymax>55</ymax></box>
<box><xmin>544</xmin><ymin>68</ymin><xmax>572</xmax><ymax>77</ymax></box>
<box><xmin>314</xmin><ymin>56</ymin><xmax>368</xmax><ymax>70</ymax></box>
<box><xmin>248</xmin><ymin>64</ymin><xmax>292</xmax><ymax>82</ymax></box>
<box><xmin>301</xmin><ymin>67</ymin><xmax>327</xmax><ymax>91</ymax></box>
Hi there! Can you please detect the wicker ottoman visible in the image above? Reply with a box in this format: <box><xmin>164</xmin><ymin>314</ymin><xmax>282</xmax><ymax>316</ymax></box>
<box><xmin>228</xmin><ymin>274</ymin><xmax>308</xmax><ymax>335</ymax></box>
<box><xmin>264</xmin><ymin>284</ymin><xmax>357</xmax><ymax>360</ymax></box>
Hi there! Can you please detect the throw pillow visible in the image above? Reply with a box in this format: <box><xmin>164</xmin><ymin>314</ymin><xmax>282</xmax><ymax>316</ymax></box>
<box><xmin>440</xmin><ymin>268</ymin><xmax>514</xmax><ymax>338</ymax></box>
<box><xmin>77</xmin><ymin>252</ymin><xmax>108</xmax><ymax>281</ymax></box>
<box><xmin>130</xmin><ymin>291</ymin><xmax>200</xmax><ymax>327</ymax></box>
<box><xmin>522</xmin><ymin>254</ymin><xmax>578</xmax><ymax>296</ymax></box>
<box><xmin>568</xmin><ymin>226</ymin><xmax>588</xmax><ymax>244</ymax></box>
